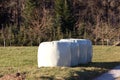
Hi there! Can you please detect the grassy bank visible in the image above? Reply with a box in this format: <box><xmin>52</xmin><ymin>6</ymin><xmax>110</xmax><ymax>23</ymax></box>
<box><xmin>0</xmin><ymin>46</ymin><xmax>120</xmax><ymax>80</ymax></box>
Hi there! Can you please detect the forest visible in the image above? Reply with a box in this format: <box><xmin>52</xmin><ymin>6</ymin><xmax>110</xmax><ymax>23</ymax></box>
<box><xmin>0</xmin><ymin>0</ymin><xmax>120</xmax><ymax>46</ymax></box>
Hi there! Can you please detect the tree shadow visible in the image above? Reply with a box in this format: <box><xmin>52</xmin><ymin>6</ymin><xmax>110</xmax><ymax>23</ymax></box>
<box><xmin>39</xmin><ymin>76</ymin><xmax>54</xmax><ymax>80</ymax></box>
<box><xmin>37</xmin><ymin>62</ymin><xmax>120</xmax><ymax>80</ymax></box>
<box><xmin>67</xmin><ymin>62</ymin><xmax>120</xmax><ymax>80</ymax></box>
<box><xmin>77</xmin><ymin>62</ymin><xmax>120</xmax><ymax>69</ymax></box>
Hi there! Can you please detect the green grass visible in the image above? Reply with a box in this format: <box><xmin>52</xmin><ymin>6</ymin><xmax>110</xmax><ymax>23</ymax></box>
<box><xmin>0</xmin><ymin>46</ymin><xmax>120</xmax><ymax>80</ymax></box>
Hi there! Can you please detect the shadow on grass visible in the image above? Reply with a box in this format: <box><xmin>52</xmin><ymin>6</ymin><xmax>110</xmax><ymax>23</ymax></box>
<box><xmin>77</xmin><ymin>62</ymin><xmax>120</xmax><ymax>69</ymax></box>
<box><xmin>39</xmin><ymin>76</ymin><xmax>54</xmax><ymax>80</ymax></box>
<box><xmin>67</xmin><ymin>62</ymin><xmax>120</xmax><ymax>80</ymax></box>
<box><xmin>37</xmin><ymin>62</ymin><xmax>120</xmax><ymax>80</ymax></box>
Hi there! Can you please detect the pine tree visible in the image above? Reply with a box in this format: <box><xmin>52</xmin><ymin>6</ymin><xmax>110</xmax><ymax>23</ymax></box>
<box><xmin>54</xmin><ymin>0</ymin><xmax>76</xmax><ymax>38</ymax></box>
<box><xmin>23</xmin><ymin>0</ymin><xmax>35</xmax><ymax>27</ymax></box>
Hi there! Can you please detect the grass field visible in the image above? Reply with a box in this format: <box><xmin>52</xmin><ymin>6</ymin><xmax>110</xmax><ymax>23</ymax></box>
<box><xmin>0</xmin><ymin>46</ymin><xmax>120</xmax><ymax>80</ymax></box>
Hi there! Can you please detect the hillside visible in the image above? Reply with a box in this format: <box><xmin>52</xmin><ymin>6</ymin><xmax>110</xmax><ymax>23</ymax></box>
<box><xmin>0</xmin><ymin>0</ymin><xmax>120</xmax><ymax>46</ymax></box>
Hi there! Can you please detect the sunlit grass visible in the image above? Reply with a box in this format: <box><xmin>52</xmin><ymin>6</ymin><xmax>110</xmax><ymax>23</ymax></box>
<box><xmin>0</xmin><ymin>46</ymin><xmax>120</xmax><ymax>80</ymax></box>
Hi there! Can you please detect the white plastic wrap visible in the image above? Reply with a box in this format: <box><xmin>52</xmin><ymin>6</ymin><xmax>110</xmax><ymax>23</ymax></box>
<box><xmin>38</xmin><ymin>42</ymin><xmax>58</xmax><ymax>67</ymax></box>
<box><xmin>70</xmin><ymin>39</ymin><xmax>89</xmax><ymax>64</ymax></box>
<box><xmin>60</xmin><ymin>39</ymin><xmax>79</xmax><ymax>66</ymax></box>
<box><xmin>52</xmin><ymin>41</ymin><xmax>71</xmax><ymax>67</ymax></box>
<box><xmin>78</xmin><ymin>39</ymin><xmax>92</xmax><ymax>63</ymax></box>
<box><xmin>86</xmin><ymin>40</ymin><xmax>92</xmax><ymax>62</ymax></box>
<box><xmin>77</xmin><ymin>39</ymin><xmax>88</xmax><ymax>64</ymax></box>
<box><xmin>38</xmin><ymin>39</ymin><xmax>92</xmax><ymax>67</ymax></box>
<box><xmin>38</xmin><ymin>41</ymin><xmax>71</xmax><ymax>67</ymax></box>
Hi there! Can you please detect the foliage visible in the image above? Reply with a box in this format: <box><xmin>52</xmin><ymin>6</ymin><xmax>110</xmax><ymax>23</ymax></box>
<box><xmin>0</xmin><ymin>0</ymin><xmax>120</xmax><ymax>46</ymax></box>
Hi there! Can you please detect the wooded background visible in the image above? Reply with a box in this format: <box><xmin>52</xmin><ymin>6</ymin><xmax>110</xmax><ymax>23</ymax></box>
<box><xmin>0</xmin><ymin>0</ymin><xmax>120</xmax><ymax>46</ymax></box>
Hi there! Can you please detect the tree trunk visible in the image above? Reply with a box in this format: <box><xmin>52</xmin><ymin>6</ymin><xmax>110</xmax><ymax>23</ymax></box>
<box><xmin>4</xmin><ymin>38</ymin><xmax>6</xmax><ymax>47</ymax></box>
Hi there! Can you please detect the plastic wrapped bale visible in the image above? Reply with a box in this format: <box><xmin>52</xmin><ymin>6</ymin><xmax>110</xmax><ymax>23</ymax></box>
<box><xmin>52</xmin><ymin>41</ymin><xmax>71</xmax><ymax>66</ymax></box>
<box><xmin>38</xmin><ymin>42</ymin><xmax>58</xmax><ymax>67</ymax></box>
<box><xmin>85</xmin><ymin>40</ymin><xmax>92</xmax><ymax>62</ymax></box>
<box><xmin>70</xmin><ymin>39</ymin><xmax>88</xmax><ymax>64</ymax></box>
<box><xmin>60</xmin><ymin>39</ymin><xmax>79</xmax><ymax>66</ymax></box>
<box><xmin>38</xmin><ymin>41</ymin><xmax>71</xmax><ymax>67</ymax></box>
<box><xmin>77</xmin><ymin>39</ymin><xmax>92</xmax><ymax>63</ymax></box>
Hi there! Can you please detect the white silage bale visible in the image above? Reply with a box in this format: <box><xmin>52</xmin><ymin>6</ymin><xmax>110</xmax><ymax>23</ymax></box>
<box><xmin>60</xmin><ymin>39</ymin><xmax>79</xmax><ymax>66</ymax></box>
<box><xmin>38</xmin><ymin>42</ymin><xmax>59</xmax><ymax>67</ymax></box>
<box><xmin>38</xmin><ymin>41</ymin><xmax>71</xmax><ymax>67</ymax></box>
<box><xmin>70</xmin><ymin>39</ymin><xmax>88</xmax><ymax>64</ymax></box>
<box><xmin>52</xmin><ymin>41</ymin><xmax>71</xmax><ymax>67</ymax></box>
<box><xmin>80</xmin><ymin>39</ymin><xmax>92</xmax><ymax>63</ymax></box>
<box><xmin>78</xmin><ymin>39</ymin><xmax>88</xmax><ymax>64</ymax></box>
<box><xmin>86</xmin><ymin>40</ymin><xmax>92</xmax><ymax>62</ymax></box>
<box><xmin>38</xmin><ymin>39</ymin><xmax>92</xmax><ymax>67</ymax></box>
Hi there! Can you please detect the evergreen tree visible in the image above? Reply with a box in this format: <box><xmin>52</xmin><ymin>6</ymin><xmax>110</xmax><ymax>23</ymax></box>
<box><xmin>23</xmin><ymin>0</ymin><xmax>35</xmax><ymax>27</ymax></box>
<box><xmin>54</xmin><ymin>0</ymin><xmax>76</xmax><ymax>37</ymax></box>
